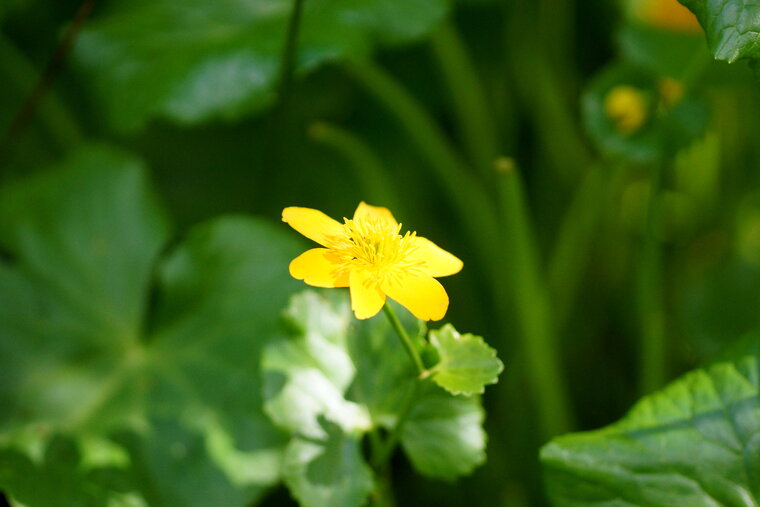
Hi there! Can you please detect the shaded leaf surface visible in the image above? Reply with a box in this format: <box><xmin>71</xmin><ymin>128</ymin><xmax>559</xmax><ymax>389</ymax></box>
<box><xmin>678</xmin><ymin>0</ymin><xmax>760</xmax><ymax>64</ymax></box>
<box><xmin>73</xmin><ymin>0</ymin><xmax>450</xmax><ymax>131</ymax></box>
<box><xmin>541</xmin><ymin>335</ymin><xmax>760</xmax><ymax>505</ymax></box>
<box><xmin>0</xmin><ymin>146</ymin><xmax>302</xmax><ymax>506</ymax></box>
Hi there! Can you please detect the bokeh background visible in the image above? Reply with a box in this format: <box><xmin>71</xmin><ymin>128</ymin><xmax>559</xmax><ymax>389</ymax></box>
<box><xmin>2</xmin><ymin>0</ymin><xmax>760</xmax><ymax>505</ymax></box>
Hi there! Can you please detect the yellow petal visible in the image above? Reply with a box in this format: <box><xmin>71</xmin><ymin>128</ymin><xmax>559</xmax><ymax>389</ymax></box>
<box><xmin>282</xmin><ymin>207</ymin><xmax>345</xmax><ymax>247</ymax></box>
<box><xmin>350</xmin><ymin>269</ymin><xmax>386</xmax><ymax>319</ymax></box>
<box><xmin>353</xmin><ymin>201</ymin><xmax>398</xmax><ymax>227</ymax></box>
<box><xmin>289</xmin><ymin>248</ymin><xmax>349</xmax><ymax>288</ymax></box>
<box><xmin>408</xmin><ymin>236</ymin><xmax>463</xmax><ymax>277</ymax></box>
<box><xmin>382</xmin><ymin>273</ymin><xmax>449</xmax><ymax>321</ymax></box>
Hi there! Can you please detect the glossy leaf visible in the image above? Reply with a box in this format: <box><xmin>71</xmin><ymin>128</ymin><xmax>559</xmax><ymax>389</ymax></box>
<box><xmin>263</xmin><ymin>290</ymin><xmax>495</xmax><ymax>499</ymax></box>
<box><xmin>678</xmin><ymin>0</ymin><xmax>760</xmax><ymax>64</ymax></box>
<box><xmin>401</xmin><ymin>384</ymin><xmax>486</xmax><ymax>480</ymax></box>
<box><xmin>282</xmin><ymin>420</ymin><xmax>374</xmax><ymax>507</ymax></box>
<box><xmin>262</xmin><ymin>291</ymin><xmax>371</xmax><ymax>438</ymax></box>
<box><xmin>0</xmin><ymin>146</ymin><xmax>302</xmax><ymax>506</ymax></box>
<box><xmin>73</xmin><ymin>0</ymin><xmax>450</xmax><ymax>131</ymax></box>
<box><xmin>541</xmin><ymin>335</ymin><xmax>760</xmax><ymax>505</ymax></box>
<box><xmin>428</xmin><ymin>324</ymin><xmax>503</xmax><ymax>396</ymax></box>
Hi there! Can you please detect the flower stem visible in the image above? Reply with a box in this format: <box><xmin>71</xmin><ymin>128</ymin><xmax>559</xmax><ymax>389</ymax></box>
<box><xmin>277</xmin><ymin>0</ymin><xmax>305</xmax><ymax>108</ymax></box>
<box><xmin>382</xmin><ymin>303</ymin><xmax>425</xmax><ymax>376</ymax></box>
<box><xmin>497</xmin><ymin>160</ymin><xmax>574</xmax><ymax>438</ymax></box>
<box><xmin>371</xmin><ymin>377</ymin><xmax>422</xmax><ymax>471</ymax></box>
<box><xmin>637</xmin><ymin>160</ymin><xmax>667</xmax><ymax>394</ymax></box>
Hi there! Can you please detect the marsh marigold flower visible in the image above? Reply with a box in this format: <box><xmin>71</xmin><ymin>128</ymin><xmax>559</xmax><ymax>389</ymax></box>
<box><xmin>283</xmin><ymin>202</ymin><xmax>463</xmax><ymax>321</ymax></box>
<box><xmin>604</xmin><ymin>85</ymin><xmax>649</xmax><ymax>135</ymax></box>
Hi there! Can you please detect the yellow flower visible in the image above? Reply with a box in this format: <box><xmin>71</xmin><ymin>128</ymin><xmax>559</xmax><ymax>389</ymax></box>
<box><xmin>631</xmin><ymin>0</ymin><xmax>702</xmax><ymax>33</ymax></box>
<box><xmin>604</xmin><ymin>85</ymin><xmax>649</xmax><ymax>135</ymax></box>
<box><xmin>282</xmin><ymin>202</ymin><xmax>463</xmax><ymax>321</ymax></box>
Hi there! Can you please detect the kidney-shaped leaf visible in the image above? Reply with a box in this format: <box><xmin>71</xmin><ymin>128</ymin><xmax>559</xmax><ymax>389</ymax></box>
<box><xmin>541</xmin><ymin>332</ymin><xmax>760</xmax><ymax>505</ymax></box>
<box><xmin>0</xmin><ymin>146</ymin><xmax>303</xmax><ymax>506</ymax></box>
<box><xmin>73</xmin><ymin>0</ymin><xmax>450</xmax><ymax>131</ymax></box>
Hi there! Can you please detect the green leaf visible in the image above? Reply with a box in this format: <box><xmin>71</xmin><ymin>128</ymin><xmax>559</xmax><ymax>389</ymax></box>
<box><xmin>618</xmin><ymin>23</ymin><xmax>710</xmax><ymax>79</ymax></box>
<box><xmin>282</xmin><ymin>419</ymin><xmax>375</xmax><ymax>507</ymax></box>
<box><xmin>541</xmin><ymin>334</ymin><xmax>760</xmax><ymax>505</ymax></box>
<box><xmin>0</xmin><ymin>146</ymin><xmax>302</xmax><ymax>506</ymax></box>
<box><xmin>428</xmin><ymin>324</ymin><xmax>503</xmax><ymax>396</ymax></box>
<box><xmin>400</xmin><ymin>384</ymin><xmax>487</xmax><ymax>480</ymax></box>
<box><xmin>262</xmin><ymin>290</ymin><xmax>494</xmax><ymax>497</ymax></box>
<box><xmin>678</xmin><ymin>0</ymin><xmax>760</xmax><ymax>64</ymax></box>
<box><xmin>73</xmin><ymin>0</ymin><xmax>451</xmax><ymax>131</ymax></box>
<box><xmin>0</xmin><ymin>436</ymin><xmax>136</xmax><ymax>507</ymax></box>
<box><xmin>262</xmin><ymin>291</ymin><xmax>371</xmax><ymax>438</ymax></box>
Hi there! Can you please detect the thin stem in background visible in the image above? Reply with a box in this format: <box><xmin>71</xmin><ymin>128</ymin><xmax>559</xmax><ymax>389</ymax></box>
<box><xmin>548</xmin><ymin>164</ymin><xmax>628</xmax><ymax>330</ymax></box>
<box><xmin>497</xmin><ymin>159</ymin><xmax>574</xmax><ymax>437</ymax></box>
<box><xmin>429</xmin><ymin>22</ymin><xmax>500</xmax><ymax>182</ymax></box>
<box><xmin>0</xmin><ymin>0</ymin><xmax>92</xmax><ymax>167</ymax></box>
<box><xmin>345</xmin><ymin>59</ymin><xmax>501</xmax><ymax>279</ymax></box>
<box><xmin>637</xmin><ymin>159</ymin><xmax>667</xmax><ymax>394</ymax></box>
<box><xmin>0</xmin><ymin>33</ymin><xmax>81</xmax><ymax>152</ymax></box>
<box><xmin>308</xmin><ymin>122</ymin><xmax>401</xmax><ymax>214</ymax></box>
<box><xmin>277</xmin><ymin>0</ymin><xmax>305</xmax><ymax>110</ymax></box>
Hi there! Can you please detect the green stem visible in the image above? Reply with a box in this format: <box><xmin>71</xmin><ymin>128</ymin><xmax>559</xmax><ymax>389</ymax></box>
<box><xmin>497</xmin><ymin>160</ymin><xmax>574</xmax><ymax>437</ymax></box>
<box><xmin>548</xmin><ymin>164</ymin><xmax>627</xmax><ymax>329</ymax></box>
<box><xmin>383</xmin><ymin>304</ymin><xmax>425</xmax><ymax>375</ymax></box>
<box><xmin>0</xmin><ymin>33</ymin><xmax>82</xmax><ymax>153</ymax></box>
<box><xmin>277</xmin><ymin>0</ymin><xmax>305</xmax><ymax>107</ymax></box>
<box><xmin>429</xmin><ymin>22</ymin><xmax>499</xmax><ymax>181</ymax></box>
<box><xmin>344</xmin><ymin>59</ymin><xmax>501</xmax><ymax>272</ymax></box>
<box><xmin>308</xmin><ymin>122</ymin><xmax>401</xmax><ymax>214</ymax></box>
<box><xmin>371</xmin><ymin>378</ymin><xmax>422</xmax><ymax>471</ymax></box>
<box><xmin>637</xmin><ymin>160</ymin><xmax>667</xmax><ymax>394</ymax></box>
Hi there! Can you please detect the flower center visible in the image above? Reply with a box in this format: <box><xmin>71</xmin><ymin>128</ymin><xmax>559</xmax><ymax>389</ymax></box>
<box><xmin>328</xmin><ymin>217</ymin><xmax>423</xmax><ymax>279</ymax></box>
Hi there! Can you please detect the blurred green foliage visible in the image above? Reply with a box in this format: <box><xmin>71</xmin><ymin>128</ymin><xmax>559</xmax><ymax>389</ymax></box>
<box><xmin>2</xmin><ymin>0</ymin><xmax>760</xmax><ymax>505</ymax></box>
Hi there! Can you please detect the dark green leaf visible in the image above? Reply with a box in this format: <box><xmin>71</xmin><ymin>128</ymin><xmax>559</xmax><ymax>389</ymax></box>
<box><xmin>401</xmin><ymin>384</ymin><xmax>486</xmax><ymax>480</ymax></box>
<box><xmin>0</xmin><ymin>436</ymin><xmax>136</xmax><ymax>507</ymax></box>
<box><xmin>73</xmin><ymin>0</ymin><xmax>451</xmax><ymax>131</ymax></box>
<box><xmin>541</xmin><ymin>335</ymin><xmax>760</xmax><ymax>505</ymax></box>
<box><xmin>678</xmin><ymin>0</ymin><xmax>760</xmax><ymax>64</ymax></box>
<box><xmin>428</xmin><ymin>324</ymin><xmax>503</xmax><ymax>396</ymax></box>
<box><xmin>282</xmin><ymin>419</ymin><xmax>374</xmax><ymax>507</ymax></box>
<box><xmin>0</xmin><ymin>146</ymin><xmax>303</xmax><ymax>506</ymax></box>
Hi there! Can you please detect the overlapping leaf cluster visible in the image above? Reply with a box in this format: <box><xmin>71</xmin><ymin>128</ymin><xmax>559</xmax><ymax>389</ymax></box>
<box><xmin>0</xmin><ymin>146</ymin><xmax>502</xmax><ymax>506</ymax></box>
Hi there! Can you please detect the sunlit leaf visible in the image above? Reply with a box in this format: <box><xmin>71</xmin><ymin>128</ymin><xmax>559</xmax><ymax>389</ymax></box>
<box><xmin>263</xmin><ymin>290</ymin><xmax>494</xmax><ymax>495</ymax></box>
<box><xmin>428</xmin><ymin>324</ymin><xmax>503</xmax><ymax>396</ymax></box>
<box><xmin>73</xmin><ymin>0</ymin><xmax>451</xmax><ymax>131</ymax></box>
<box><xmin>541</xmin><ymin>334</ymin><xmax>760</xmax><ymax>505</ymax></box>
<box><xmin>282</xmin><ymin>419</ymin><xmax>374</xmax><ymax>507</ymax></box>
<box><xmin>0</xmin><ymin>146</ymin><xmax>303</xmax><ymax>506</ymax></box>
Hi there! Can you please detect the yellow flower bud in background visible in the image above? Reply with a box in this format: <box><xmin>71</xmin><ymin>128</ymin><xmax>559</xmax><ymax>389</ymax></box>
<box><xmin>604</xmin><ymin>85</ymin><xmax>649</xmax><ymax>135</ymax></box>
<box><xmin>658</xmin><ymin>77</ymin><xmax>684</xmax><ymax>108</ymax></box>
<box><xmin>630</xmin><ymin>0</ymin><xmax>702</xmax><ymax>33</ymax></box>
